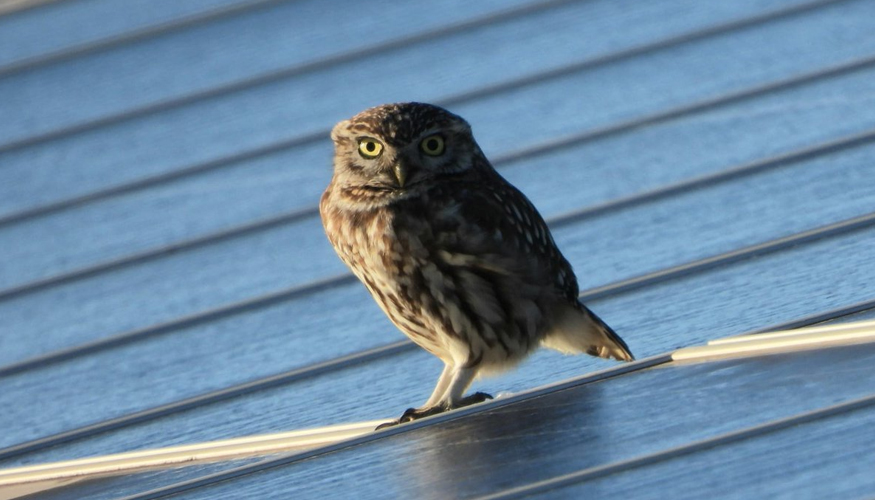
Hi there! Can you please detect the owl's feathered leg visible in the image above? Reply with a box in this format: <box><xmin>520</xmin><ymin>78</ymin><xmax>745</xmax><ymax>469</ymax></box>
<box><xmin>423</xmin><ymin>363</ymin><xmax>455</xmax><ymax>408</ymax></box>
<box><xmin>441</xmin><ymin>365</ymin><xmax>478</xmax><ymax>407</ymax></box>
<box><xmin>402</xmin><ymin>366</ymin><xmax>492</xmax><ymax>421</ymax></box>
<box><xmin>442</xmin><ymin>365</ymin><xmax>493</xmax><ymax>409</ymax></box>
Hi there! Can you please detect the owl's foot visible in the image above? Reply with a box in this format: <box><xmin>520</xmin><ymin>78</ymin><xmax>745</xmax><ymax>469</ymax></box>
<box><xmin>374</xmin><ymin>406</ymin><xmax>443</xmax><ymax>430</ymax></box>
<box><xmin>375</xmin><ymin>392</ymin><xmax>493</xmax><ymax>430</ymax></box>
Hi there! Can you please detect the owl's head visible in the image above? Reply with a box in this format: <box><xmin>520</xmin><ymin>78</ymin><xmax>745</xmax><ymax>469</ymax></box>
<box><xmin>330</xmin><ymin>103</ymin><xmax>484</xmax><ymax>196</ymax></box>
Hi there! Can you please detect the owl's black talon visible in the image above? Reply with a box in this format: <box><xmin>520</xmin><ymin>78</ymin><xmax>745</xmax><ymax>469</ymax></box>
<box><xmin>457</xmin><ymin>391</ymin><xmax>493</xmax><ymax>408</ymax></box>
<box><xmin>374</xmin><ymin>407</ymin><xmax>425</xmax><ymax>430</ymax></box>
<box><xmin>374</xmin><ymin>406</ymin><xmax>446</xmax><ymax>431</ymax></box>
<box><xmin>376</xmin><ymin>392</ymin><xmax>494</xmax><ymax>430</ymax></box>
<box><xmin>399</xmin><ymin>405</ymin><xmax>447</xmax><ymax>423</ymax></box>
<box><xmin>399</xmin><ymin>406</ymin><xmax>422</xmax><ymax>421</ymax></box>
<box><xmin>375</xmin><ymin>419</ymin><xmax>401</xmax><ymax>430</ymax></box>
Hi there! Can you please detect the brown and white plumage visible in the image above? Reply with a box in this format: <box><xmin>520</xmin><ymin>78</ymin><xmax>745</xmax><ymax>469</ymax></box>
<box><xmin>320</xmin><ymin>102</ymin><xmax>633</xmax><ymax>424</ymax></box>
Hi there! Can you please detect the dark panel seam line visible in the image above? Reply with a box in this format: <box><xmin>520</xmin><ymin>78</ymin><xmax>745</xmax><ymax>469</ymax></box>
<box><xmin>0</xmin><ymin>340</ymin><xmax>415</xmax><ymax>462</ymax></box>
<box><xmin>0</xmin><ymin>132</ymin><xmax>324</xmax><ymax>227</ymax></box>
<box><xmin>0</xmin><ymin>0</ymin><xmax>300</xmax><ymax>77</ymax></box>
<box><xmin>476</xmin><ymin>393</ymin><xmax>875</xmax><ymax>499</ymax></box>
<box><xmin>547</xmin><ymin>128</ymin><xmax>875</xmax><ymax>229</ymax></box>
<box><xmin>582</xmin><ymin>211</ymin><xmax>875</xmax><ymax>301</ymax></box>
<box><xmin>0</xmin><ymin>0</ymin><xmax>584</xmax><ymax>147</ymax></box>
<box><xmin>0</xmin><ymin>205</ymin><xmax>320</xmax><ymax>300</ymax></box>
<box><xmin>748</xmin><ymin>298</ymin><xmax>875</xmax><ymax>333</ymax></box>
<box><xmin>0</xmin><ymin>0</ymin><xmax>65</xmax><ymax>18</ymax></box>
<box><xmin>1</xmin><ymin>124</ymin><xmax>873</xmax><ymax>304</ymax></box>
<box><xmin>489</xmin><ymin>53</ymin><xmax>875</xmax><ymax>167</ymax></box>
<box><xmin>0</xmin><ymin>0</ymin><xmax>847</xmax><ymax>155</ymax></box>
<box><xmin>0</xmin><ymin>273</ymin><xmax>357</xmax><ymax>377</ymax></box>
<box><xmin>2</xmin><ymin>48</ymin><xmax>873</xmax><ymax>229</ymax></box>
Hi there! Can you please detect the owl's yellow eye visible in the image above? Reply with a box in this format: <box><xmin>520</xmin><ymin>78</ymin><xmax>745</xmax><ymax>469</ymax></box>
<box><xmin>358</xmin><ymin>138</ymin><xmax>383</xmax><ymax>158</ymax></box>
<box><xmin>420</xmin><ymin>134</ymin><xmax>445</xmax><ymax>156</ymax></box>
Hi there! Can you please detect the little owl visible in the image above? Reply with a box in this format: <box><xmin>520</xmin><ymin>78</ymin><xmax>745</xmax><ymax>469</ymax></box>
<box><xmin>320</xmin><ymin>102</ymin><xmax>633</xmax><ymax>426</ymax></box>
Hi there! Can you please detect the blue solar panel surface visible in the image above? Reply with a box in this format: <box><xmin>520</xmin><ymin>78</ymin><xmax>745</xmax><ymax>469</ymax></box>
<box><xmin>1</xmin><ymin>0</ymin><xmax>874</xmax><ymax>498</ymax></box>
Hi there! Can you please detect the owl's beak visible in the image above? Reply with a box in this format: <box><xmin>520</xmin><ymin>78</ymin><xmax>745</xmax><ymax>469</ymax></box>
<box><xmin>393</xmin><ymin>163</ymin><xmax>408</xmax><ymax>188</ymax></box>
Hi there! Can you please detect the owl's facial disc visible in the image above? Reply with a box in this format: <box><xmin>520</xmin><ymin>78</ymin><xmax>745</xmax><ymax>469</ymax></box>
<box><xmin>331</xmin><ymin>103</ymin><xmax>476</xmax><ymax>193</ymax></box>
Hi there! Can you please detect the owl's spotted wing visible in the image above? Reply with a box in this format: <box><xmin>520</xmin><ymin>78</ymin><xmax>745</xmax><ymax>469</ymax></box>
<box><xmin>430</xmin><ymin>176</ymin><xmax>579</xmax><ymax>304</ymax></box>
<box><xmin>385</xmin><ymin>175</ymin><xmax>579</xmax><ymax>361</ymax></box>
<box><xmin>423</xmin><ymin>175</ymin><xmax>633</xmax><ymax>362</ymax></box>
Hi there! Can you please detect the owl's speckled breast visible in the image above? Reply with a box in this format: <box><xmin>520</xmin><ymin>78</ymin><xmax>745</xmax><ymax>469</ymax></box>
<box><xmin>322</xmin><ymin>192</ymin><xmax>451</xmax><ymax>358</ymax></box>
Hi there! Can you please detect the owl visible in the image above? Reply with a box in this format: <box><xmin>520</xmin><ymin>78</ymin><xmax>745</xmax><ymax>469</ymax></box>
<box><xmin>320</xmin><ymin>102</ymin><xmax>633</xmax><ymax>426</ymax></box>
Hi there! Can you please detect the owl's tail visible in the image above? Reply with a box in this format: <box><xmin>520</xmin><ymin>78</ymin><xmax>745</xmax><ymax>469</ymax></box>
<box><xmin>541</xmin><ymin>302</ymin><xmax>634</xmax><ymax>362</ymax></box>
